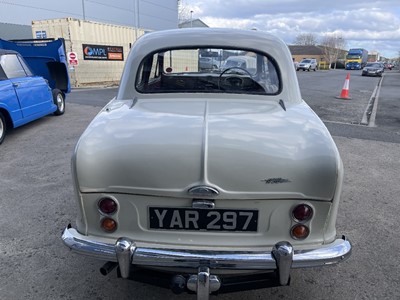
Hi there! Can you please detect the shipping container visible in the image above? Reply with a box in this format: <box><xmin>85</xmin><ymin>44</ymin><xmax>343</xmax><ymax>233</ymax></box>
<box><xmin>32</xmin><ymin>18</ymin><xmax>146</xmax><ymax>87</ymax></box>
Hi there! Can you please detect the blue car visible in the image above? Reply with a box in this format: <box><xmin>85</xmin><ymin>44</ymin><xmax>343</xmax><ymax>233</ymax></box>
<box><xmin>0</xmin><ymin>49</ymin><xmax>65</xmax><ymax>144</ymax></box>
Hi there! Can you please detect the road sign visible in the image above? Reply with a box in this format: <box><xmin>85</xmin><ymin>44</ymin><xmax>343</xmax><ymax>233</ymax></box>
<box><xmin>67</xmin><ymin>52</ymin><xmax>78</xmax><ymax>66</ymax></box>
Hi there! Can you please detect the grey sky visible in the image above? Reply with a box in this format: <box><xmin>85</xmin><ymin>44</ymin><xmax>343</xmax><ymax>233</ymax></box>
<box><xmin>1</xmin><ymin>0</ymin><xmax>399</xmax><ymax>58</ymax></box>
<box><xmin>183</xmin><ymin>0</ymin><xmax>400</xmax><ymax>58</ymax></box>
<box><xmin>0</xmin><ymin>0</ymin><xmax>178</xmax><ymax>31</ymax></box>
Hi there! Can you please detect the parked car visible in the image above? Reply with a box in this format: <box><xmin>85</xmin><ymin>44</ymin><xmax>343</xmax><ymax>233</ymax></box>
<box><xmin>296</xmin><ymin>58</ymin><xmax>318</xmax><ymax>71</ymax></box>
<box><xmin>384</xmin><ymin>62</ymin><xmax>393</xmax><ymax>70</ymax></box>
<box><xmin>62</xmin><ymin>28</ymin><xmax>351</xmax><ymax>299</ymax></box>
<box><xmin>199</xmin><ymin>57</ymin><xmax>221</xmax><ymax>71</ymax></box>
<box><xmin>221</xmin><ymin>55</ymin><xmax>257</xmax><ymax>74</ymax></box>
<box><xmin>362</xmin><ymin>62</ymin><xmax>385</xmax><ymax>77</ymax></box>
<box><xmin>0</xmin><ymin>49</ymin><xmax>65</xmax><ymax>144</ymax></box>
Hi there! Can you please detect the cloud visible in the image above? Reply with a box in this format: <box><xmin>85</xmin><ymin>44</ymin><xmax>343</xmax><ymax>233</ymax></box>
<box><xmin>185</xmin><ymin>0</ymin><xmax>400</xmax><ymax>57</ymax></box>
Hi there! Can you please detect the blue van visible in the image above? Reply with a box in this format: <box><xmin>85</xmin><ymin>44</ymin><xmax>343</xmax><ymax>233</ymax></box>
<box><xmin>0</xmin><ymin>39</ymin><xmax>70</xmax><ymax>144</ymax></box>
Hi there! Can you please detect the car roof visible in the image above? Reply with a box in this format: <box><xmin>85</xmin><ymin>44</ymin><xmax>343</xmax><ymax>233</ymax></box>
<box><xmin>118</xmin><ymin>28</ymin><xmax>302</xmax><ymax>103</ymax></box>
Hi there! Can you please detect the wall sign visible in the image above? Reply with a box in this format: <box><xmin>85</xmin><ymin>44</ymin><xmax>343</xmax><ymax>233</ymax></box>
<box><xmin>82</xmin><ymin>44</ymin><xmax>124</xmax><ymax>61</ymax></box>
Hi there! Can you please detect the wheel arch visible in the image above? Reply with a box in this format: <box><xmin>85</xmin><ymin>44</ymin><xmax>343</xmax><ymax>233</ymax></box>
<box><xmin>0</xmin><ymin>107</ymin><xmax>14</xmax><ymax>130</ymax></box>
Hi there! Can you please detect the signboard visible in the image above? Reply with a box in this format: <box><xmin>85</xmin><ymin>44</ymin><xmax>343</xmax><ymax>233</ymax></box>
<box><xmin>67</xmin><ymin>52</ymin><xmax>78</xmax><ymax>66</ymax></box>
<box><xmin>82</xmin><ymin>44</ymin><xmax>124</xmax><ymax>61</ymax></box>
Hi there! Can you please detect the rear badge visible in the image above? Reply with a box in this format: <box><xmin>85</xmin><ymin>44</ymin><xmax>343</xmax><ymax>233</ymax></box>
<box><xmin>188</xmin><ymin>186</ymin><xmax>219</xmax><ymax>197</ymax></box>
<box><xmin>262</xmin><ymin>178</ymin><xmax>291</xmax><ymax>184</ymax></box>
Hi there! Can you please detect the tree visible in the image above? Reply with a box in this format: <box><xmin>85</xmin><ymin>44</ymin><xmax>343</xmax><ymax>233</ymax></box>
<box><xmin>293</xmin><ymin>33</ymin><xmax>318</xmax><ymax>46</ymax></box>
<box><xmin>178</xmin><ymin>0</ymin><xmax>191</xmax><ymax>23</ymax></box>
<box><xmin>320</xmin><ymin>34</ymin><xmax>346</xmax><ymax>69</ymax></box>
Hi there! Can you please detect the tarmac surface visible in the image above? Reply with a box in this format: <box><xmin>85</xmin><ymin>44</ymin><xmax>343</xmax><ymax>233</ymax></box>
<box><xmin>0</xmin><ymin>68</ymin><xmax>399</xmax><ymax>300</ymax></box>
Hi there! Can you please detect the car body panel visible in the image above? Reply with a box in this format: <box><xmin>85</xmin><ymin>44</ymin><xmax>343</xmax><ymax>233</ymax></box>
<box><xmin>75</xmin><ymin>98</ymin><xmax>338</xmax><ymax>201</ymax></box>
<box><xmin>9</xmin><ymin>76</ymin><xmax>53</xmax><ymax>118</ymax></box>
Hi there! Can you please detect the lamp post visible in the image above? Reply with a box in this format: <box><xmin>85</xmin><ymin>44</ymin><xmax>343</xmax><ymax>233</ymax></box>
<box><xmin>190</xmin><ymin>10</ymin><xmax>193</xmax><ymax>27</ymax></box>
<box><xmin>82</xmin><ymin>0</ymin><xmax>86</xmax><ymax>20</ymax></box>
<box><xmin>334</xmin><ymin>36</ymin><xmax>343</xmax><ymax>69</ymax></box>
<box><xmin>134</xmin><ymin>0</ymin><xmax>139</xmax><ymax>41</ymax></box>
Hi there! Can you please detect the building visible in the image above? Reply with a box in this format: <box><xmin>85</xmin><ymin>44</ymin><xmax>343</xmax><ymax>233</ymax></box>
<box><xmin>289</xmin><ymin>45</ymin><xmax>347</xmax><ymax>69</ymax></box>
<box><xmin>368</xmin><ymin>50</ymin><xmax>381</xmax><ymax>62</ymax></box>
<box><xmin>0</xmin><ymin>22</ymin><xmax>32</xmax><ymax>40</ymax></box>
<box><xmin>178</xmin><ymin>19</ymin><xmax>208</xmax><ymax>28</ymax></box>
<box><xmin>31</xmin><ymin>18</ymin><xmax>147</xmax><ymax>87</ymax></box>
<box><xmin>0</xmin><ymin>0</ymin><xmax>178</xmax><ymax>87</ymax></box>
<box><xmin>288</xmin><ymin>45</ymin><xmax>325</xmax><ymax>63</ymax></box>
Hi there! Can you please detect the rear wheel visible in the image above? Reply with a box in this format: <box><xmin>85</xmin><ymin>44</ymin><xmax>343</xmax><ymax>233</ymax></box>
<box><xmin>53</xmin><ymin>89</ymin><xmax>65</xmax><ymax>116</ymax></box>
<box><xmin>0</xmin><ymin>111</ymin><xmax>6</xmax><ymax>145</ymax></box>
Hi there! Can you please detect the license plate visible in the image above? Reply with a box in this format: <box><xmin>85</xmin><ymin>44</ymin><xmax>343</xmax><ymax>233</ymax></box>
<box><xmin>149</xmin><ymin>207</ymin><xmax>258</xmax><ymax>232</ymax></box>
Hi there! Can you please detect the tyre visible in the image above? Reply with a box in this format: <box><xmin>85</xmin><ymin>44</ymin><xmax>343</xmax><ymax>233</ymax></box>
<box><xmin>0</xmin><ymin>111</ymin><xmax>6</xmax><ymax>145</ymax></box>
<box><xmin>53</xmin><ymin>89</ymin><xmax>65</xmax><ymax>116</ymax></box>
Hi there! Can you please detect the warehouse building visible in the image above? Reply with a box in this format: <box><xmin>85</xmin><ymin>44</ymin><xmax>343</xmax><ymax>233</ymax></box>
<box><xmin>32</xmin><ymin>18</ymin><xmax>147</xmax><ymax>87</ymax></box>
<box><xmin>0</xmin><ymin>0</ymin><xmax>178</xmax><ymax>87</ymax></box>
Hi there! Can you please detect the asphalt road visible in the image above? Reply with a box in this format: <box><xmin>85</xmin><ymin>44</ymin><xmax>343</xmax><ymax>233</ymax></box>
<box><xmin>0</xmin><ymin>69</ymin><xmax>399</xmax><ymax>299</ymax></box>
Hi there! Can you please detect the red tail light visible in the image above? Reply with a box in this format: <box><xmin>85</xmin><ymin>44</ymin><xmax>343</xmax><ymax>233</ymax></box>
<box><xmin>292</xmin><ymin>204</ymin><xmax>313</xmax><ymax>222</ymax></box>
<box><xmin>98</xmin><ymin>197</ymin><xmax>118</xmax><ymax>215</ymax></box>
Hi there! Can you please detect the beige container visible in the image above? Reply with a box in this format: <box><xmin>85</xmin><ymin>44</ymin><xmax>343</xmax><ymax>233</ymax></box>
<box><xmin>32</xmin><ymin>18</ymin><xmax>146</xmax><ymax>87</ymax></box>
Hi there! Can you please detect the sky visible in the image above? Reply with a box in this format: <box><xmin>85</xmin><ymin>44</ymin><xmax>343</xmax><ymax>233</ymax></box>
<box><xmin>0</xmin><ymin>0</ymin><xmax>178</xmax><ymax>32</ymax></box>
<box><xmin>182</xmin><ymin>0</ymin><xmax>400</xmax><ymax>59</ymax></box>
<box><xmin>1</xmin><ymin>0</ymin><xmax>399</xmax><ymax>58</ymax></box>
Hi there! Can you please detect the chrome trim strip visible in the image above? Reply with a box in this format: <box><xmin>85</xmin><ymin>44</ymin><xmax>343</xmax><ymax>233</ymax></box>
<box><xmin>192</xmin><ymin>199</ymin><xmax>215</xmax><ymax>209</ymax></box>
<box><xmin>62</xmin><ymin>227</ymin><xmax>351</xmax><ymax>270</ymax></box>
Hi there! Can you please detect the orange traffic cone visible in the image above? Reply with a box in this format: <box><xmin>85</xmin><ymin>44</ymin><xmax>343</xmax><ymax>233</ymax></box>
<box><xmin>336</xmin><ymin>73</ymin><xmax>351</xmax><ymax>99</ymax></box>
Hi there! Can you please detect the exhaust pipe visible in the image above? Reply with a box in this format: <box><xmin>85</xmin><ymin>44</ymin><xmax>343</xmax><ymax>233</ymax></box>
<box><xmin>100</xmin><ymin>261</ymin><xmax>118</xmax><ymax>276</ymax></box>
<box><xmin>170</xmin><ymin>275</ymin><xmax>187</xmax><ymax>294</ymax></box>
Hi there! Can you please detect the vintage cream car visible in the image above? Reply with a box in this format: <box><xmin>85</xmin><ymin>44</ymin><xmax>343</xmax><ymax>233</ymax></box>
<box><xmin>62</xmin><ymin>28</ymin><xmax>351</xmax><ymax>299</ymax></box>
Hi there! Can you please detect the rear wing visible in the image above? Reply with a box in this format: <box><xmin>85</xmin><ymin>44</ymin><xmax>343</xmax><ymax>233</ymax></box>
<box><xmin>0</xmin><ymin>38</ymin><xmax>70</xmax><ymax>94</ymax></box>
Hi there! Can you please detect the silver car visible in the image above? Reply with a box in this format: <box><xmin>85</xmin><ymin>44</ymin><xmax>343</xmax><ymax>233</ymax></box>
<box><xmin>62</xmin><ymin>28</ymin><xmax>351</xmax><ymax>299</ymax></box>
<box><xmin>296</xmin><ymin>58</ymin><xmax>318</xmax><ymax>71</ymax></box>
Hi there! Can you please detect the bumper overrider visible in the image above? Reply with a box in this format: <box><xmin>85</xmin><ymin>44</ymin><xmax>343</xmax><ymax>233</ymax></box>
<box><xmin>62</xmin><ymin>225</ymin><xmax>351</xmax><ymax>299</ymax></box>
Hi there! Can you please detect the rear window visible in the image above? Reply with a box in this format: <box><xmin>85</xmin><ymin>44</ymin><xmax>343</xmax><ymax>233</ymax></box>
<box><xmin>135</xmin><ymin>47</ymin><xmax>280</xmax><ymax>95</ymax></box>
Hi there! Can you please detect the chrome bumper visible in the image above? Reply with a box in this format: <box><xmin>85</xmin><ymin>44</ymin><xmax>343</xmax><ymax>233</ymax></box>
<box><xmin>62</xmin><ymin>225</ymin><xmax>351</xmax><ymax>299</ymax></box>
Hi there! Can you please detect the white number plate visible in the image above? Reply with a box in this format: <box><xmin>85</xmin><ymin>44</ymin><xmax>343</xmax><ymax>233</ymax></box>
<box><xmin>149</xmin><ymin>207</ymin><xmax>258</xmax><ymax>232</ymax></box>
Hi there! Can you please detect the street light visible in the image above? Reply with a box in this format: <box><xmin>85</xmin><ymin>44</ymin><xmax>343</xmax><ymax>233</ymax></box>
<box><xmin>334</xmin><ymin>36</ymin><xmax>343</xmax><ymax>69</ymax></box>
<box><xmin>190</xmin><ymin>10</ymin><xmax>193</xmax><ymax>27</ymax></box>
<box><xmin>82</xmin><ymin>0</ymin><xmax>86</xmax><ymax>20</ymax></box>
<box><xmin>134</xmin><ymin>0</ymin><xmax>139</xmax><ymax>41</ymax></box>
